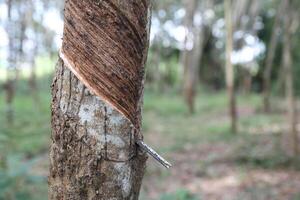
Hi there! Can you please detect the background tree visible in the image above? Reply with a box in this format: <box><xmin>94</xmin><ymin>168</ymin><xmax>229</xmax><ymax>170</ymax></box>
<box><xmin>4</xmin><ymin>0</ymin><xmax>17</xmax><ymax>124</ymax></box>
<box><xmin>282</xmin><ymin>0</ymin><xmax>299</xmax><ymax>156</ymax></box>
<box><xmin>182</xmin><ymin>0</ymin><xmax>198</xmax><ymax>113</ymax></box>
<box><xmin>263</xmin><ymin>1</ymin><xmax>284</xmax><ymax>113</ymax></box>
<box><xmin>225</xmin><ymin>0</ymin><xmax>237</xmax><ymax>133</ymax></box>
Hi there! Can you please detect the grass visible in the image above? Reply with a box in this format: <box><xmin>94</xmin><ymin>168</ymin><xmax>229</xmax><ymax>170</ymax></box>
<box><xmin>143</xmin><ymin>89</ymin><xmax>255</xmax><ymax>153</ymax></box>
<box><xmin>0</xmin><ymin>68</ymin><xmax>297</xmax><ymax>199</ymax></box>
<box><xmin>159</xmin><ymin>189</ymin><xmax>199</xmax><ymax>200</ymax></box>
<box><xmin>0</xmin><ymin>76</ymin><xmax>51</xmax><ymax>156</ymax></box>
<box><xmin>0</xmin><ymin>56</ymin><xmax>55</xmax><ymax>81</ymax></box>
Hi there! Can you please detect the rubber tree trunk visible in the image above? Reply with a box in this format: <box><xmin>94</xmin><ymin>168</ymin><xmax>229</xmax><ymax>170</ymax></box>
<box><xmin>29</xmin><ymin>55</ymin><xmax>39</xmax><ymax>104</ymax></box>
<box><xmin>28</xmin><ymin>33</ymin><xmax>39</xmax><ymax>105</ymax></box>
<box><xmin>282</xmin><ymin>0</ymin><xmax>298</xmax><ymax>156</ymax></box>
<box><xmin>153</xmin><ymin>43</ymin><xmax>162</xmax><ymax>92</ymax></box>
<box><xmin>182</xmin><ymin>0</ymin><xmax>198</xmax><ymax>114</ymax></box>
<box><xmin>225</xmin><ymin>0</ymin><xmax>237</xmax><ymax>134</ymax></box>
<box><xmin>263</xmin><ymin>2</ymin><xmax>283</xmax><ymax>113</ymax></box>
<box><xmin>49</xmin><ymin>1</ymin><xmax>151</xmax><ymax>199</ymax></box>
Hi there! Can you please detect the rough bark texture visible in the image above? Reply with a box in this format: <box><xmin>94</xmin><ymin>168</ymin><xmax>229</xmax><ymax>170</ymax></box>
<box><xmin>49</xmin><ymin>63</ymin><xmax>147</xmax><ymax>199</ymax></box>
<box><xmin>49</xmin><ymin>0</ymin><xmax>151</xmax><ymax>199</ymax></box>
<box><xmin>225</xmin><ymin>0</ymin><xmax>237</xmax><ymax>133</ymax></box>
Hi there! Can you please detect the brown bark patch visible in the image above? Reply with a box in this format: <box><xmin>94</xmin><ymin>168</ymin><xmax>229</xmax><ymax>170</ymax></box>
<box><xmin>61</xmin><ymin>0</ymin><xmax>150</xmax><ymax>126</ymax></box>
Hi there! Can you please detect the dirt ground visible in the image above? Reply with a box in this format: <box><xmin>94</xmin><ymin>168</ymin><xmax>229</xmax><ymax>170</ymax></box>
<box><xmin>142</xmin><ymin>140</ymin><xmax>300</xmax><ymax>200</ymax></box>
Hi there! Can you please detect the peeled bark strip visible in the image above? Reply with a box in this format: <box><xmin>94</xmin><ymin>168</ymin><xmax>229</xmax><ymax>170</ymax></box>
<box><xmin>49</xmin><ymin>0</ymin><xmax>151</xmax><ymax>199</ymax></box>
<box><xmin>61</xmin><ymin>0</ymin><xmax>151</xmax><ymax>126</ymax></box>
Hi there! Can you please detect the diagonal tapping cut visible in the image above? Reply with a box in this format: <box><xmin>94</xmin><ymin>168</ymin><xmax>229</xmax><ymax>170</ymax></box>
<box><xmin>50</xmin><ymin>0</ymin><xmax>173</xmax><ymax>199</ymax></box>
<box><xmin>58</xmin><ymin>0</ymin><xmax>171</xmax><ymax>168</ymax></box>
<box><xmin>62</xmin><ymin>0</ymin><xmax>148</xmax><ymax>127</ymax></box>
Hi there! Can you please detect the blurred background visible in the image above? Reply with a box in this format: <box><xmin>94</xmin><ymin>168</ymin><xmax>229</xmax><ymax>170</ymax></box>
<box><xmin>1</xmin><ymin>0</ymin><xmax>300</xmax><ymax>199</ymax></box>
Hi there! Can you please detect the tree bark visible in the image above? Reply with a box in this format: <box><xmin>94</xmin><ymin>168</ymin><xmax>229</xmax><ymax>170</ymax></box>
<box><xmin>263</xmin><ymin>2</ymin><xmax>283</xmax><ymax>113</ymax></box>
<box><xmin>49</xmin><ymin>1</ymin><xmax>151</xmax><ymax>199</ymax></box>
<box><xmin>282</xmin><ymin>0</ymin><xmax>298</xmax><ymax>156</ymax></box>
<box><xmin>225</xmin><ymin>0</ymin><xmax>237</xmax><ymax>133</ymax></box>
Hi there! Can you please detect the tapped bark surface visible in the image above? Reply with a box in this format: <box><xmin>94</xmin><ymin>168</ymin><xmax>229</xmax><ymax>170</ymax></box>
<box><xmin>49</xmin><ymin>0</ymin><xmax>151</xmax><ymax>199</ymax></box>
<box><xmin>49</xmin><ymin>62</ymin><xmax>147</xmax><ymax>200</ymax></box>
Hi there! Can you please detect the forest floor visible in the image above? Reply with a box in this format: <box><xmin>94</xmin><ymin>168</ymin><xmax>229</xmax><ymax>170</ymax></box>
<box><xmin>140</xmin><ymin>91</ymin><xmax>300</xmax><ymax>200</ymax></box>
<box><xmin>1</xmin><ymin>77</ymin><xmax>300</xmax><ymax>200</ymax></box>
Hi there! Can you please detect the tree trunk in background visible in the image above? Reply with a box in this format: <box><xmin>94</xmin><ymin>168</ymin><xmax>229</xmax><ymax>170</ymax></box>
<box><xmin>28</xmin><ymin>0</ymin><xmax>40</xmax><ymax>104</ymax></box>
<box><xmin>5</xmin><ymin>0</ymin><xmax>16</xmax><ymax>125</ymax></box>
<box><xmin>232</xmin><ymin>0</ymin><xmax>248</xmax><ymax>30</ymax></box>
<box><xmin>283</xmin><ymin>0</ymin><xmax>298</xmax><ymax>156</ymax></box>
<box><xmin>29</xmin><ymin>56</ymin><xmax>39</xmax><ymax>104</ymax></box>
<box><xmin>182</xmin><ymin>0</ymin><xmax>198</xmax><ymax>114</ymax></box>
<box><xmin>28</xmin><ymin>35</ymin><xmax>39</xmax><ymax>104</ymax></box>
<box><xmin>49</xmin><ymin>1</ymin><xmax>151</xmax><ymax>199</ymax></box>
<box><xmin>153</xmin><ymin>44</ymin><xmax>162</xmax><ymax>91</ymax></box>
<box><xmin>3</xmin><ymin>79</ymin><xmax>15</xmax><ymax>124</ymax></box>
<box><xmin>263</xmin><ymin>2</ymin><xmax>283</xmax><ymax>113</ymax></box>
<box><xmin>225</xmin><ymin>0</ymin><xmax>237</xmax><ymax>134</ymax></box>
<box><xmin>242</xmin><ymin>69</ymin><xmax>252</xmax><ymax>94</ymax></box>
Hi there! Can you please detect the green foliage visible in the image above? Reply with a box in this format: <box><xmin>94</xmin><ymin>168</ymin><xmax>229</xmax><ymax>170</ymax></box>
<box><xmin>234</xmin><ymin>134</ymin><xmax>300</xmax><ymax>169</ymax></box>
<box><xmin>292</xmin><ymin>193</ymin><xmax>300</xmax><ymax>200</ymax></box>
<box><xmin>239</xmin><ymin>114</ymin><xmax>282</xmax><ymax>129</ymax></box>
<box><xmin>146</xmin><ymin>48</ymin><xmax>181</xmax><ymax>91</ymax></box>
<box><xmin>159</xmin><ymin>189</ymin><xmax>199</xmax><ymax>200</ymax></box>
<box><xmin>0</xmin><ymin>75</ymin><xmax>51</xmax><ymax>155</ymax></box>
<box><xmin>0</xmin><ymin>155</ymin><xmax>46</xmax><ymax>200</ymax></box>
<box><xmin>1</xmin><ymin>68</ymin><xmax>300</xmax><ymax>199</ymax></box>
<box><xmin>0</xmin><ymin>66</ymin><xmax>52</xmax><ymax>200</ymax></box>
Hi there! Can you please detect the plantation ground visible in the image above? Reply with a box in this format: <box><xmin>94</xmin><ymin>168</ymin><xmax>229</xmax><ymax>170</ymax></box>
<box><xmin>1</xmin><ymin>75</ymin><xmax>300</xmax><ymax>200</ymax></box>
